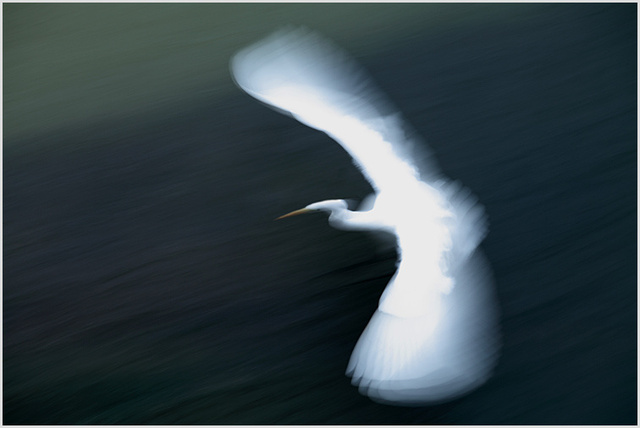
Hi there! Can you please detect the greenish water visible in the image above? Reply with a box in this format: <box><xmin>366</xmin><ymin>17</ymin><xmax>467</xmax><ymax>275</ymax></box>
<box><xmin>4</xmin><ymin>3</ymin><xmax>636</xmax><ymax>424</ymax></box>
<box><xmin>5</xmin><ymin>3</ymin><xmax>540</xmax><ymax>143</ymax></box>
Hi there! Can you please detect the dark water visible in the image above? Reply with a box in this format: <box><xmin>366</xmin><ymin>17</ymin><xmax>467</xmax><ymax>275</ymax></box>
<box><xmin>4</xmin><ymin>4</ymin><xmax>637</xmax><ymax>424</ymax></box>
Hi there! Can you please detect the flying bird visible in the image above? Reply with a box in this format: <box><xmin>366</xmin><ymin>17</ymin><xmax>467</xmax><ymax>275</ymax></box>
<box><xmin>230</xmin><ymin>28</ymin><xmax>500</xmax><ymax>405</ymax></box>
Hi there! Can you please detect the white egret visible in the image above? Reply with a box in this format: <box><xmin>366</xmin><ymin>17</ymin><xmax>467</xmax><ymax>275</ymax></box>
<box><xmin>231</xmin><ymin>28</ymin><xmax>500</xmax><ymax>405</ymax></box>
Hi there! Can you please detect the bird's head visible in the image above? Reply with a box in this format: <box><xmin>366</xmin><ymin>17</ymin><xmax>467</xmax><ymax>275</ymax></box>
<box><xmin>276</xmin><ymin>199</ymin><xmax>349</xmax><ymax>220</ymax></box>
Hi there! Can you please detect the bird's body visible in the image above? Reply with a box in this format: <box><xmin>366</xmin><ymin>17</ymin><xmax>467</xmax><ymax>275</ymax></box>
<box><xmin>231</xmin><ymin>28</ymin><xmax>499</xmax><ymax>405</ymax></box>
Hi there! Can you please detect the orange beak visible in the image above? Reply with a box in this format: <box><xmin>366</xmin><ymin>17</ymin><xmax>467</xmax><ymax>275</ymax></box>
<box><xmin>275</xmin><ymin>208</ymin><xmax>312</xmax><ymax>220</ymax></box>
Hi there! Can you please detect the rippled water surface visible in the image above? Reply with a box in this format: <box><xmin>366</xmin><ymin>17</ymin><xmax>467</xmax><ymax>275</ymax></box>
<box><xmin>4</xmin><ymin>3</ymin><xmax>636</xmax><ymax>424</ymax></box>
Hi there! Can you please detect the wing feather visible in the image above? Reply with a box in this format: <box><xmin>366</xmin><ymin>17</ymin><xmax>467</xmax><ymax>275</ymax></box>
<box><xmin>231</xmin><ymin>27</ymin><xmax>499</xmax><ymax>405</ymax></box>
<box><xmin>230</xmin><ymin>27</ymin><xmax>439</xmax><ymax>192</ymax></box>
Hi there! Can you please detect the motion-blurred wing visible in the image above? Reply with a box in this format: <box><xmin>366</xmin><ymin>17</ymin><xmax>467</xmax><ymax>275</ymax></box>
<box><xmin>231</xmin><ymin>28</ymin><xmax>499</xmax><ymax>406</ymax></box>
<box><xmin>347</xmin><ymin>250</ymin><xmax>500</xmax><ymax>405</ymax></box>
<box><xmin>230</xmin><ymin>27</ymin><xmax>439</xmax><ymax>193</ymax></box>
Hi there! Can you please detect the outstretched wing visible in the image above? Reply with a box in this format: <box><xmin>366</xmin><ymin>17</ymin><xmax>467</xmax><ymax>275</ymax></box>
<box><xmin>231</xmin><ymin>28</ymin><xmax>498</xmax><ymax>405</ymax></box>
<box><xmin>346</xmin><ymin>249</ymin><xmax>500</xmax><ymax>405</ymax></box>
<box><xmin>230</xmin><ymin>27</ymin><xmax>439</xmax><ymax>193</ymax></box>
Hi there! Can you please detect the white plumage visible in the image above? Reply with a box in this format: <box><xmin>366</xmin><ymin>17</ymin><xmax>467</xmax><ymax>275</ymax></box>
<box><xmin>231</xmin><ymin>27</ymin><xmax>500</xmax><ymax>405</ymax></box>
